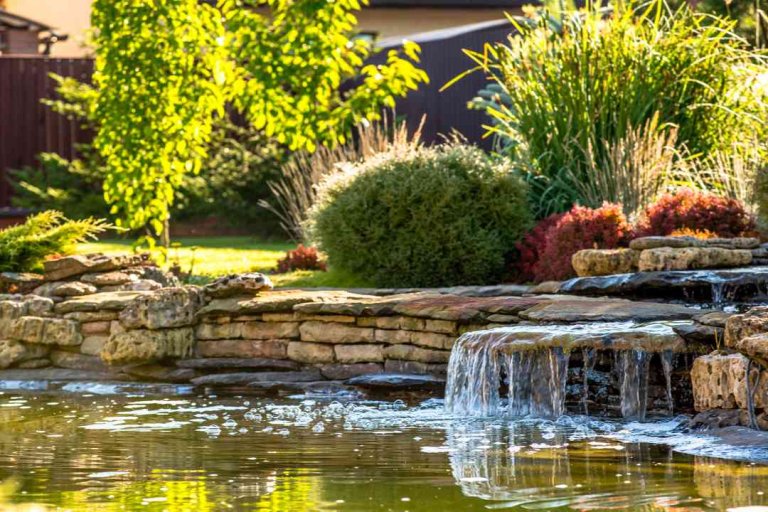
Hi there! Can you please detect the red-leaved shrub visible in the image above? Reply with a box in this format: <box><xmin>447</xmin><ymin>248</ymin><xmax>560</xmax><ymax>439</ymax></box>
<box><xmin>276</xmin><ymin>245</ymin><xmax>327</xmax><ymax>273</ymax></box>
<box><xmin>530</xmin><ymin>203</ymin><xmax>634</xmax><ymax>282</ymax></box>
<box><xmin>511</xmin><ymin>212</ymin><xmax>565</xmax><ymax>283</ymax></box>
<box><xmin>636</xmin><ymin>188</ymin><xmax>755</xmax><ymax>238</ymax></box>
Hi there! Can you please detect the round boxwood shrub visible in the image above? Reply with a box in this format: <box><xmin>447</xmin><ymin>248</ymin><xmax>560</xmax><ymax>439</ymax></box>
<box><xmin>310</xmin><ymin>145</ymin><xmax>531</xmax><ymax>287</ymax></box>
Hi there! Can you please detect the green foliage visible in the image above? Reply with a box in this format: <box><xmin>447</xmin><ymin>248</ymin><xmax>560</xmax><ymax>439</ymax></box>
<box><xmin>463</xmin><ymin>1</ymin><xmax>768</xmax><ymax>217</ymax></box>
<box><xmin>172</xmin><ymin>119</ymin><xmax>286</xmax><ymax>236</ymax></box>
<box><xmin>10</xmin><ymin>153</ymin><xmax>108</xmax><ymax>220</ymax></box>
<box><xmin>0</xmin><ymin>211</ymin><xmax>110</xmax><ymax>273</ymax></box>
<box><xmin>92</xmin><ymin>0</ymin><xmax>232</xmax><ymax>238</ymax></box>
<box><xmin>310</xmin><ymin>145</ymin><xmax>532</xmax><ymax>287</ymax></box>
<box><xmin>91</xmin><ymin>0</ymin><xmax>428</xmax><ymax>240</ymax></box>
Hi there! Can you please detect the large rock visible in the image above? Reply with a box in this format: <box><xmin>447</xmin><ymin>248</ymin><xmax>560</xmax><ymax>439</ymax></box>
<box><xmin>203</xmin><ymin>273</ymin><xmax>273</xmax><ymax>298</ymax></box>
<box><xmin>691</xmin><ymin>353</ymin><xmax>767</xmax><ymax>411</ymax></box>
<box><xmin>9</xmin><ymin>317</ymin><xmax>82</xmax><ymax>346</ymax></box>
<box><xmin>43</xmin><ymin>253</ymin><xmax>149</xmax><ymax>281</ymax></box>
<box><xmin>637</xmin><ymin>247</ymin><xmax>752</xmax><ymax>272</ymax></box>
<box><xmin>0</xmin><ymin>339</ymin><xmax>28</xmax><ymax>369</ymax></box>
<box><xmin>50</xmin><ymin>350</ymin><xmax>111</xmax><ymax>371</ymax></box>
<box><xmin>571</xmin><ymin>249</ymin><xmax>639</xmax><ymax>277</ymax></box>
<box><xmin>725</xmin><ymin>307</ymin><xmax>768</xmax><ymax>350</ymax></box>
<box><xmin>119</xmin><ymin>287</ymin><xmax>204</xmax><ymax>329</ymax></box>
<box><xmin>101</xmin><ymin>327</ymin><xmax>194</xmax><ymax>365</ymax></box>
<box><xmin>319</xmin><ymin>363</ymin><xmax>383</xmax><ymax>380</ymax></box>
<box><xmin>80</xmin><ymin>270</ymin><xmax>141</xmax><ymax>286</ymax></box>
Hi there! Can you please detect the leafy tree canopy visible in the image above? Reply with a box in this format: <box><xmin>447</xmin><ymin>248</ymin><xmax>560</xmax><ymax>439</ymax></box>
<box><xmin>91</xmin><ymin>0</ymin><xmax>428</xmax><ymax>238</ymax></box>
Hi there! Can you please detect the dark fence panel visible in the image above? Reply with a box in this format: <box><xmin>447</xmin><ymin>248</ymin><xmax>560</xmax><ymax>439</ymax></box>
<box><xmin>0</xmin><ymin>57</ymin><xmax>93</xmax><ymax>207</ymax></box>
<box><xmin>377</xmin><ymin>19</ymin><xmax>514</xmax><ymax>148</ymax></box>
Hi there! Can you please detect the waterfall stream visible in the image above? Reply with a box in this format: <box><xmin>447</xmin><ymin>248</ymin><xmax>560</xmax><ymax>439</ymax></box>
<box><xmin>445</xmin><ymin>322</ymin><xmax>685</xmax><ymax>420</ymax></box>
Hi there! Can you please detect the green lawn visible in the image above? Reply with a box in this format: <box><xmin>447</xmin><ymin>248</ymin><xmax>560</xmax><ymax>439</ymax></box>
<box><xmin>76</xmin><ymin>237</ymin><xmax>369</xmax><ymax>289</ymax></box>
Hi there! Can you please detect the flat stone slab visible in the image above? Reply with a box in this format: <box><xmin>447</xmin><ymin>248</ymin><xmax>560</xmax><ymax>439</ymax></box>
<box><xmin>191</xmin><ymin>370</ymin><xmax>320</xmax><ymax>386</ymax></box>
<box><xmin>559</xmin><ymin>266</ymin><xmax>768</xmax><ymax>298</ymax></box>
<box><xmin>54</xmin><ymin>291</ymin><xmax>151</xmax><ymax>314</ymax></box>
<box><xmin>346</xmin><ymin>373</ymin><xmax>445</xmax><ymax>390</ymax></box>
<box><xmin>0</xmin><ymin>368</ymin><xmax>130</xmax><ymax>382</ymax></box>
<box><xmin>197</xmin><ymin>290</ymin><xmax>375</xmax><ymax>317</ymax></box>
<box><xmin>518</xmin><ymin>299</ymin><xmax>698</xmax><ymax>323</ymax></box>
<box><xmin>177</xmin><ymin>358</ymin><xmax>300</xmax><ymax>371</ymax></box>
<box><xmin>44</xmin><ymin>253</ymin><xmax>149</xmax><ymax>281</ymax></box>
<box><xmin>630</xmin><ymin>236</ymin><xmax>760</xmax><ymax>251</ymax></box>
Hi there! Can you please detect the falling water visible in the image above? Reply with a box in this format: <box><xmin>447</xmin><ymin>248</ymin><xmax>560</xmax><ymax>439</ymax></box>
<box><xmin>661</xmin><ymin>349</ymin><xmax>675</xmax><ymax>415</ymax></box>
<box><xmin>618</xmin><ymin>349</ymin><xmax>651</xmax><ymax>420</ymax></box>
<box><xmin>445</xmin><ymin>322</ymin><xmax>684</xmax><ymax>420</ymax></box>
<box><xmin>582</xmin><ymin>348</ymin><xmax>596</xmax><ymax>415</ymax></box>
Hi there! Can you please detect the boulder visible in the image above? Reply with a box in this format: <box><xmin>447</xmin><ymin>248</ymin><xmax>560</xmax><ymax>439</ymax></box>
<box><xmin>204</xmin><ymin>273</ymin><xmax>273</xmax><ymax>298</ymax></box>
<box><xmin>50</xmin><ymin>350</ymin><xmax>111</xmax><ymax>371</ymax></box>
<box><xmin>43</xmin><ymin>253</ymin><xmax>149</xmax><ymax>281</ymax></box>
<box><xmin>119</xmin><ymin>286</ymin><xmax>204</xmax><ymax>330</ymax></box>
<box><xmin>571</xmin><ymin>249</ymin><xmax>640</xmax><ymax>277</ymax></box>
<box><xmin>637</xmin><ymin>247</ymin><xmax>752</xmax><ymax>272</ymax></box>
<box><xmin>9</xmin><ymin>317</ymin><xmax>82</xmax><ymax>346</ymax></box>
<box><xmin>0</xmin><ymin>339</ymin><xmax>28</xmax><ymax>369</ymax></box>
<box><xmin>725</xmin><ymin>307</ymin><xmax>768</xmax><ymax>348</ymax></box>
<box><xmin>101</xmin><ymin>327</ymin><xmax>194</xmax><ymax>365</ymax></box>
<box><xmin>690</xmin><ymin>353</ymin><xmax>767</xmax><ymax>411</ymax></box>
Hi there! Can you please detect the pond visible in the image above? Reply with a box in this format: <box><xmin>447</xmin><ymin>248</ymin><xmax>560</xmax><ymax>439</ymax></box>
<box><xmin>0</xmin><ymin>388</ymin><xmax>767</xmax><ymax>511</ymax></box>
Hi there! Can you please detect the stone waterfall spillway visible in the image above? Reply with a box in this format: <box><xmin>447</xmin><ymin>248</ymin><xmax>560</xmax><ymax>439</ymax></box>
<box><xmin>445</xmin><ymin>322</ymin><xmax>684</xmax><ymax>419</ymax></box>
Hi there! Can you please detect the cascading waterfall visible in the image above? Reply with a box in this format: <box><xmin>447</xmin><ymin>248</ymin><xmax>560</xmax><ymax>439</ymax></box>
<box><xmin>445</xmin><ymin>322</ymin><xmax>685</xmax><ymax>420</ymax></box>
<box><xmin>618</xmin><ymin>349</ymin><xmax>650</xmax><ymax>420</ymax></box>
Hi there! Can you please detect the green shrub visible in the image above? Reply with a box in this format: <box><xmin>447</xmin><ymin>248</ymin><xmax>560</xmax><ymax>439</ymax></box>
<box><xmin>310</xmin><ymin>145</ymin><xmax>532</xmax><ymax>287</ymax></box>
<box><xmin>0</xmin><ymin>211</ymin><xmax>110</xmax><ymax>273</ymax></box>
<box><xmin>465</xmin><ymin>1</ymin><xmax>768</xmax><ymax>217</ymax></box>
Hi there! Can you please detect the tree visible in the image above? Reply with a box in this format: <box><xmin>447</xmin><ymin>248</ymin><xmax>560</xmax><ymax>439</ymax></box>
<box><xmin>91</xmin><ymin>0</ymin><xmax>428</xmax><ymax>241</ymax></box>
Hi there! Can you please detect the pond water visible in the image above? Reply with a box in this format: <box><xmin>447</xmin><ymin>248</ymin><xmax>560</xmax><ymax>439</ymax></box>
<box><xmin>0</xmin><ymin>388</ymin><xmax>767</xmax><ymax>511</ymax></box>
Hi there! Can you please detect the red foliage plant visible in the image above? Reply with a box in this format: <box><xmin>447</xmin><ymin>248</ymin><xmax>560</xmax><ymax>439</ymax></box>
<box><xmin>525</xmin><ymin>203</ymin><xmax>634</xmax><ymax>282</ymax></box>
<box><xmin>276</xmin><ymin>245</ymin><xmax>327</xmax><ymax>273</ymax></box>
<box><xmin>512</xmin><ymin>212</ymin><xmax>565</xmax><ymax>283</ymax></box>
<box><xmin>635</xmin><ymin>188</ymin><xmax>755</xmax><ymax>238</ymax></box>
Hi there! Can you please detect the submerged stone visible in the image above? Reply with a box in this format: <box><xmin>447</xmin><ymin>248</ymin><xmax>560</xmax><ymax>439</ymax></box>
<box><xmin>177</xmin><ymin>357</ymin><xmax>300</xmax><ymax>371</ymax></box>
<box><xmin>346</xmin><ymin>373</ymin><xmax>445</xmax><ymax>390</ymax></box>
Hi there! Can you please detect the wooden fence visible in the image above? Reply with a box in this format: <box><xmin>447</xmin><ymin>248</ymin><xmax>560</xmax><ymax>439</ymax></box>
<box><xmin>0</xmin><ymin>57</ymin><xmax>93</xmax><ymax>208</ymax></box>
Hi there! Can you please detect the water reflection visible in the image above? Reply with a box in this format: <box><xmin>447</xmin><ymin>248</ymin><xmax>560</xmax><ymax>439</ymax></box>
<box><xmin>0</xmin><ymin>392</ymin><xmax>764</xmax><ymax>511</ymax></box>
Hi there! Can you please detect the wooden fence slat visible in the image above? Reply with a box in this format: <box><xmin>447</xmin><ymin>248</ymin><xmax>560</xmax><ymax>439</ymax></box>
<box><xmin>0</xmin><ymin>56</ymin><xmax>94</xmax><ymax>208</ymax></box>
